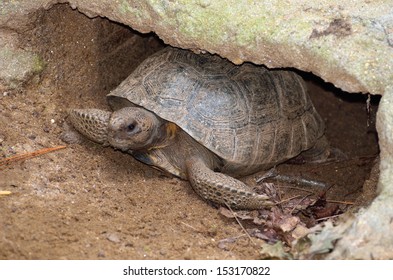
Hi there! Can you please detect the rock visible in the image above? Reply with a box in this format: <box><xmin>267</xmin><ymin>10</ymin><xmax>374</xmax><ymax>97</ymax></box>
<box><xmin>326</xmin><ymin>86</ymin><xmax>393</xmax><ymax>259</ymax></box>
<box><xmin>0</xmin><ymin>31</ymin><xmax>44</xmax><ymax>89</ymax></box>
<box><xmin>106</xmin><ymin>233</ymin><xmax>121</xmax><ymax>243</ymax></box>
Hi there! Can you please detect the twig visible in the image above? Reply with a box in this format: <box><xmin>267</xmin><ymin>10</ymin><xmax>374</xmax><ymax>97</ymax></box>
<box><xmin>326</xmin><ymin>199</ymin><xmax>355</xmax><ymax>205</ymax></box>
<box><xmin>180</xmin><ymin>221</ymin><xmax>199</xmax><ymax>232</ymax></box>
<box><xmin>224</xmin><ymin>203</ymin><xmax>256</xmax><ymax>246</ymax></box>
<box><xmin>290</xmin><ymin>194</ymin><xmax>313</xmax><ymax>215</ymax></box>
<box><xmin>256</xmin><ymin>168</ymin><xmax>277</xmax><ymax>183</ymax></box>
<box><xmin>0</xmin><ymin>191</ymin><xmax>12</xmax><ymax>197</ymax></box>
<box><xmin>277</xmin><ymin>185</ymin><xmax>315</xmax><ymax>194</ymax></box>
<box><xmin>315</xmin><ymin>213</ymin><xmax>343</xmax><ymax>222</ymax></box>
<box><xmin>366</xmin><ymin>93</ymin><xmax>371</xmax><ymax>127</ymax></box>
<box><xmin>219</xmin><ymin>234</ymin><xmax>247</xmax><ymax>244</ymax></box>
<box><xmin>276</xmin><ymin>195</ymin><xmax>303</xmax><ymax>205</ymax></box>
<box><xmin>273</xmin><ymin>175</ymin><xmax>328</xmax><ymax>188</ymax></box>
<box><xmin>0</xmin><ymin>145</ymin><xmax>66</xmax><ymax>168</ymax></box>
<box><xmin>257</xmin><ymin>171</ymin><xmax>328</xmax><ymax>189</ymax></box>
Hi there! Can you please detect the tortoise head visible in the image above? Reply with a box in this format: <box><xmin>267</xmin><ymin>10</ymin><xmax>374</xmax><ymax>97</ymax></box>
<box><xmin>68</xmin><ymin>107</ymin><xmax>165</xmax><ymax>151</ymax></box>
<box><xmin>107</xmin><ymin>107</ymin><xmax>164</xmax><ymax>151</ymax></box>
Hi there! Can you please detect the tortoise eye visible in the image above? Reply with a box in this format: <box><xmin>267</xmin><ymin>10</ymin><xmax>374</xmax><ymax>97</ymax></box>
<box><xmin>126</xmin><ymin>123</ymin><xmax>136</xmax><ymax>132</ymax></box>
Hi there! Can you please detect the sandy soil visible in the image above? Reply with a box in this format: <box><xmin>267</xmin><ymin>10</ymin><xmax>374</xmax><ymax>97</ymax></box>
<box><xmin>0</xmin><ymin>4</ymin><xmax>379</xmax><ymax>259</ymax></box>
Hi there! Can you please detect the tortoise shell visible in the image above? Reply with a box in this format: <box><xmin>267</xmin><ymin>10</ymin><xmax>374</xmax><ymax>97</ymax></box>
<box><xmin>107</xmin><ymin>47</ymin><xmax>324</xmax><ymax>176</ymax></box>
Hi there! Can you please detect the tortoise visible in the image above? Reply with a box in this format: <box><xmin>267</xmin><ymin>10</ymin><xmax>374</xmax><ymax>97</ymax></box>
<box><xmin>62</xmin><ymin>47</ymin><xmax>327</xmax><ymax>210</ymax></box>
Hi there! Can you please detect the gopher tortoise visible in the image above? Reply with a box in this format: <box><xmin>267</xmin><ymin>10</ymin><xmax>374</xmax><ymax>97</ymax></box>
<box><xmin>62</xmin><ymin>47</ymin><xmax>327</xmax><ymax>210</ymax></box>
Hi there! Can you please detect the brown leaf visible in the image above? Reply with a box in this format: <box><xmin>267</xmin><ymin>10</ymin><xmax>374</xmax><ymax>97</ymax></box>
<box><xmin>278</xmin><ymin>216</ymin><xmax>300</xmax><ymax>232</ymax></box>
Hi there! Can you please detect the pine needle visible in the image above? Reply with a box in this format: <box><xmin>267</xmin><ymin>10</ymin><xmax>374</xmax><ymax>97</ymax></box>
<box><xmin>326</xmin><ymin>199</ymin><xmax>355</xmax><ymax>205</ymax></box>
<box><xmin>0</xmin><ymin>145</ymin><xmax>66</xmax><ymax>168</ymax></box>
<box><xmin>224</xmin><ymin>203</ymin><xmax>256</xmax><ymax>246</ymax></box>
<box><xmin>0</xmin><ymin>191</ymin><xmax>12</xmax><ymax>197</ymax></box>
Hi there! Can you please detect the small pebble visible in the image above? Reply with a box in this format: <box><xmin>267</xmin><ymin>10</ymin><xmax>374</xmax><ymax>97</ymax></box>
<box><xmin>97</xmin><ymin>251</ymin><xmax>106</xmax><ymax>258</ymax></box>
<box><xmin>159</xmin><ymin>250</ymin><xmax>167</xmax><ymax>256</ymax></box>
<box><xmin>106</xmin><ymin>233</ymin><xmax>121</xmax><ymax>243</ymax></box>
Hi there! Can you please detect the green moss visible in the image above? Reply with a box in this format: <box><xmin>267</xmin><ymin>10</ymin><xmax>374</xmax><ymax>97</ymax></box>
<box><xmin>119</xmin><ymin>0</ymin><xmax>131</xmax><ymax>14</ymax></box>
<box><xmin>118</xmin><ymin>0</ymin><xmax>144</xmax><ymax>19</ymax></box>
<box><xmin>32</xmin><ymin>54</ymin><xmax>45</xmax><ymax>74</ymax></box>
<box><xmin>0</xmin><ymin>46</ymin><xmax>44</xmax><ymax>88</ymax></box>
<box><xmin>140</xmin><ymin>0</ymin><xmax>312</xmax><ymax>48</ymax></box>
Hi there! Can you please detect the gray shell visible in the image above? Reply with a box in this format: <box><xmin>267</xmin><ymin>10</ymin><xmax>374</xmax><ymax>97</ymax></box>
<box><xmin>107</xmin><ymin>47</ymin><xmax>324</xmax><ymax>175</ymax></box>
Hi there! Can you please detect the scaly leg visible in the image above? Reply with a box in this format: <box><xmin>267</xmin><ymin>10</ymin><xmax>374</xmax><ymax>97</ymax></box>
<box><xmin>63</xmin><ymin>109</ymin><xmax>111</xmax><ymax>145</ymax></box>
<box><xmin>186</xmin><ymin>157</ymin><xmax>273</xmax><ymax>210</ymax></box>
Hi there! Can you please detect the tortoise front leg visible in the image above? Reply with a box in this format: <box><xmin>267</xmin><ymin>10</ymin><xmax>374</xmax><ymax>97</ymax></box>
<box><xmin>186</xmin><ymin>157</ymin><xmax>273</xmax><ymax>210</ymax></box>
<box><xmin>65</xmin><ymin>109</ymin><xmax>112</xmax><ymax>145</ymax></box>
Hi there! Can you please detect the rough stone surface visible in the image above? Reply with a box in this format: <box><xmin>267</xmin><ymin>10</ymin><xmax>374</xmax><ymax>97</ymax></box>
<box><xmin>1</xmin><ymin>0</ymin><xmax>392</xmax><ymax>259</ymax></box>
<box><xmin>0</xmin><ymin>31</ymin><xmax>44</xmax><ymax>89</ymax></box>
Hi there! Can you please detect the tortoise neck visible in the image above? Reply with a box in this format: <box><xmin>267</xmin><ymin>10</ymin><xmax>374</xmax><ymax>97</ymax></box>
<box><xmin>145</xmin><ymin>120</ymin><xmax>219</xmax><ymax>169</ymax></box>
<box><xmin>146</xmin><ymin>121</ymin><xmax>179</xmax><ymax>151</ymax></box>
